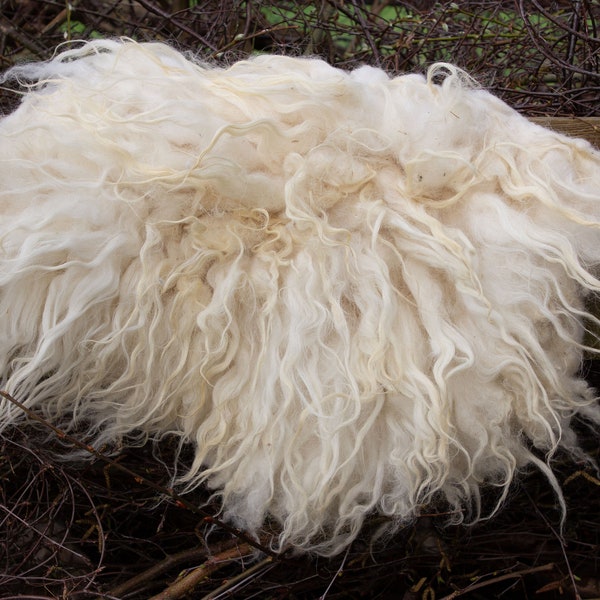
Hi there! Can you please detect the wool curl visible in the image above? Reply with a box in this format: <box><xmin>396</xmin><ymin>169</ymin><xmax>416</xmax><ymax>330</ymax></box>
<box><xmin>1</xmin><ymin>39</ymin><xmax>600</xmax><ymax>555</ymax></box>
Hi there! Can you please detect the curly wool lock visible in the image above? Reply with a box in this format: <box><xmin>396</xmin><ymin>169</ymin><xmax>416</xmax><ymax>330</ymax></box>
<box><xmin>1</xmin><ymin>40</ymin><xmax>600</xmax><ymax>555</ymax></box>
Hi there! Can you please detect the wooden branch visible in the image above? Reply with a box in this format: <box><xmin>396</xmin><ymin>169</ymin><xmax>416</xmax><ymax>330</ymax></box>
<box><xmin>530</xmin><ymin>117</ymin><xmax>600</xmax><ymax>149</ymax></box>
<box><xmin>108</xmin><ymin>547</ymin><xmax>210</xmax><ymax>598</ymax></box>
<box><xmin>148</xmin><ymin>542</ymin><xmax>252</xmax><ymax>600</ymax></box>
<box><xmin>439</xmin><ymin>562</ymin><xmax>556</xmax><ymax>600</ymax></box>
<box><xmin>0</xmin><ymin>390</ymin><xmax>278</xmax><ymax>558</ymax></box>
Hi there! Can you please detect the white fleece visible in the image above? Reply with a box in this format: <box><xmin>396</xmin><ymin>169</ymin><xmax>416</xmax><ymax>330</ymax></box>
<box><xmin>1</xmin><ymin>40</ymin><xmax>599</xmax><ymax>554</ymax></box>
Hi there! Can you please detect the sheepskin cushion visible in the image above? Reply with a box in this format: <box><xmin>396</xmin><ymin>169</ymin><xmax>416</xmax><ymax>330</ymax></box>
<box><xmin>1</xmin><ymin>39</ymin><xmax>599</xmax><ymax>555</ymax></box>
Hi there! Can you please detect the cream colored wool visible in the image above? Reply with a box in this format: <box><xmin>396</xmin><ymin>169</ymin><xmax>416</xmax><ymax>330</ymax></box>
<box><xmin>1</xmin><ymin>39</ymin><xmax>600</xmax><ymax>555</ymax></box>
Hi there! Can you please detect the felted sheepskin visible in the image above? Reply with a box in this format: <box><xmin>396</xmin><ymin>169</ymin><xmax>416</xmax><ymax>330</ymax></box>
<box><xmin>1</xmin><ymin>39</ymin><xmax>599</xmax><ymax>555</ymax></box>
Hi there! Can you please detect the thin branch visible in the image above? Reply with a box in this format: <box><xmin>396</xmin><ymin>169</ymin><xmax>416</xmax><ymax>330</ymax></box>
<box><xmin>135</xmin><ymin>0</ymin><xmax>219</xmax><ymax>51</ymax></box>
<box><xmin>108</xmin><ymin>547</ymin><xmax>211</xmax><ymax>598</ymax></box>
<box><xmin>0</xmin><ymin>390</ymin><xmax>279</xmax><ymax>558</ymax></box>
<box><xmin>439</xmin><ymin>563</ymin><xmax>557</xmax><ymax>600</ymax></box>
<box><xmin>148</xmin><ymin>542</ymin><xmax>252</xmax><ymax>600</ymax></box>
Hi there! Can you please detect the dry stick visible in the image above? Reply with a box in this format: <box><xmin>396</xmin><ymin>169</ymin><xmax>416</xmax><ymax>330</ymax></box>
<box><xmin>209</xmin><ymin>24</ymin><xmax>295</xmax><ymax>58</ymax></box>
<box><xmin>305</xmin><ymin>1</ymin><xmax>337</xmax><ymax>57</ymax></box>
<box><xmin>134</xmin><ymin>0</ymin><xmax>219</xmax><ymax>52</ymax></box>
<box><xmin>148</xmin><ymin>542</ymin><xmax>253</xmax><ymax>600</ymax></box>
<box><xmin>523</xmin><ymin>487</ymin><xmax>582</xmax><ymax>600</ymax></box>
<box><xmin>109</xmin><ymin>525</ymin><xmax>273</xmax><ymax>597</ymax></box>
<box><xmin>40</xmin><ymin>0</ymin><xmax>83</xmax><ymax>36</ymax></box>
<box><xmin>200</xmin><ymin>555</ymin><xmax>275</xmax><ymax>600</ymax></box>
<box><xmin>519</xmin><ymin>0</ymin><xmax>599</xmax><ymax>78</ymax></box>
<box><xmin>0</xmin><ymin>13</ymin><xmax>46</xmax><ymax>57</ymax></box>
<box><xmin>529</xmin><ymin>117</ymin><xmax>600</xmax><ymax>150</ymax></box>
<box><xmin>348</xmin><ymin>0</ymin><xmax>382</xmax><ymax>66</ymax></box>
<box><xmin>0</xmin><ymin>391</ymin><xmax>278</xmax><ymax>558</ymax></box>
<box><xmin>0</xmin><ymin>501</ymin><xmax>89</xmax><ymax>565</ymax></box>
<box><xmin>438</xmin><ymin>563</ymin><xmax>556</xmax><ymax>600</ymax></box>
<box><xmin>319</xmin><ymin>545</ymin><xmax>350</xmax><ymax>600</ymax></box>
<box><xmin>108</xmin><ymin>547</ymin><xmax>210</xmax><ymax>599</ymax></box>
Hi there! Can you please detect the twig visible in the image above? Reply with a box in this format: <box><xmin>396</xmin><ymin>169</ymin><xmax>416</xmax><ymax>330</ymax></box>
<box><xmin>0</xmin><ymin>390</ymin><xmax>278</xmax><ymax>558</ymax></box>
<box><xmin>0</xmin><ymin>502</ymin><xmax>88</xmax><ymax>564</ymax></box>
<box><xmin>0</xmin><ymin>13</ymin><xmax>46</xmax><ymax>57</ymax></box>
<box><xmin>134</xmin><ymin>0</ymin><xmax>219</xmax><ymax>52</ymax></box>
<box><xmin>320</xmin><ymin>544</ymin><xmax>350</xmax><ymax>599</ymax></box>
<box><xmin>439</xmin><ymin>563</ymin><xmax>557</xmax><ymax>600</ymax></box>
<box><xmin>209</xmin><ymin>24</ymin><xmax>296</xmax><ymax>58</ymax></box>
<box><xmin>348</xmin><ymin>0</ymin><xmax>381</xmax><ymax>66</ymax></box>
<box><xmin>200</xmin><ymin>555</ymin><xmax>275</xmax><ymax>600</ymax></box>
<box><xmin>108</xmin><ymin>546</ymin><xmax>211</xmax><ymax>598</ymax></box>
<box><xmin>524</xmin><ymin>487</ymin><xmax>582</xmax><ymax>600</ymax></box>
<box><xmin>148</xmin><ymin>542</ymin><xmax>252</xmax><ymax>600</ymax></box>
<box><xmin>519</xmin><ymin>0</ymin><xmax>600</xmax><ymax>78</ymax></box>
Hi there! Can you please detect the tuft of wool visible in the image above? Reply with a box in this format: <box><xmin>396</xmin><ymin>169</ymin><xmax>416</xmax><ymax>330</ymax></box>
<box><xmin>1</xmin><ymin>39</ymin><xmax>600</xmax><ymax>555</ymax></box>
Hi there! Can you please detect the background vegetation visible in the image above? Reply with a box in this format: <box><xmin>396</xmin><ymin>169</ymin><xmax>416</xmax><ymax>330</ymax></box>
<box><xmin>0</xmin><ymin>1</ymin><xmax>599</xmax><ymax>599</ymax></box>
<box><xmin>1</xmin><ymin>0</ymin><xmax>600</xmax><ymax>116</ymax></box>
